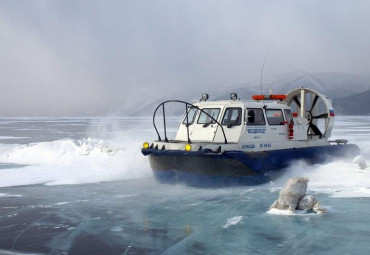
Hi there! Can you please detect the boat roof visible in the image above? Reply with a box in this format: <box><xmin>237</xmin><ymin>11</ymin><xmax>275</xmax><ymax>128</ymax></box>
<box><xmin>192</xmin><ymin>99</ymin><xmax>290</xmax><ymax>109</ymax></box>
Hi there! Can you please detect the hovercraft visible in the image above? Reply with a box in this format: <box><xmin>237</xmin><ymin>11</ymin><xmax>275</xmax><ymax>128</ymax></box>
<box><xmin>141</xmin><ymin>88</ymin><xmax>360</xmax><ymax>186</ymax></box>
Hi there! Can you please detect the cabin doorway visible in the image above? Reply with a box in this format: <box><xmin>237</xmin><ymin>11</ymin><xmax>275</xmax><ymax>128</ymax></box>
<box><xmin>190</xmin><ymin>107</ymin><xmax>224</xmax><ymax>142</ymax></box>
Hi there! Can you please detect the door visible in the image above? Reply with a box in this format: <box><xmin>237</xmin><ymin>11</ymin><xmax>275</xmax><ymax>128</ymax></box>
<box><xmin>175</xmin><ymin>107</ymin><xmax>199</xmax><ymax>141</ymax></box>
<box><xmin>217</xmin><ymin>107</ymin><xmax>244</xmax><ymax>143</ymax></box>
<box><xmin>190</xmin><ymin>107</ymin><xmax>224</xmax><ymax>142</ymax></box>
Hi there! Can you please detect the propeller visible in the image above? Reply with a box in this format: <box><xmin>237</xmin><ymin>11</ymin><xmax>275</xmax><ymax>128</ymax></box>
<box><xmin>285</xmin><ymin>88</ymin><xmax>335</xmax><ymax>140</ymax></box>
<box><xmin>308</xmin><ymin>122</ymin><xmax>322</xmax><ymax>137</ymax></box>
<box><xmin>293</xmin><ymin>96</ymin><xmax>301</xmax><ymax>108</ymax></box>
<box><xmin>312</xmin><ymin>113</ymin><xmax>328</xmax><ymax>119</ymax></box>
<box><xmin>306</xmin><ymin>95</ymin><xmax>328</xmax><ymax>138</ymax></box>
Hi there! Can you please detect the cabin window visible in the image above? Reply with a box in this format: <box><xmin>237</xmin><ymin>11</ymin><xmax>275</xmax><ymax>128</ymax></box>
<box><xmin>197</xmin><ymin>108</ymin><xmax>221</xmax><ymax>124</ymax></box>
<box><xmin>266</xmin><ymin>109</ymin><xmax>284</xmax><ymax>125</ymax></box>
<box><xmin>182</xmin><ymin>107</ymin><xmax>198</xmax><ymax>125</ymax></box>
<box><xmin>284</xmin><ymin>109</ymin><xmax>292</xmax><ymax>122</ymax></box>
<box><xmin>222</xmin><ymin>108</ymin><xmax>242</xmax><ymax>126</ymax></box>
<box><xmin>246</xmin><ymin>108</ymin><xmax>266</xmax><ymax>125</ymax></box>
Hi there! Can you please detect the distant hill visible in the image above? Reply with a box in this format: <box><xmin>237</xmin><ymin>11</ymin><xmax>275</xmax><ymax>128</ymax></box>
<box><xmin>333</xmin><ymin>89</ymin><xmax>370</xmax><ymax>115</ymax></box>
<box><xmin>128</xmin><ymin>71</ymin><xmax>370</xmax><ymax>116</ymax></box>
<box><xmin>218</xmin><ymin>71</ymin><xmax>370</xmax><ymax>100</ymax></box>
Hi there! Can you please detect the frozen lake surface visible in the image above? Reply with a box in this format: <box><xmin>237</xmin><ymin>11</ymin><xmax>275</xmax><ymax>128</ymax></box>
<box><xmin>0</xmin><ymin>116</ymin><xmax>369</xmax><ymax>255</ymax></box>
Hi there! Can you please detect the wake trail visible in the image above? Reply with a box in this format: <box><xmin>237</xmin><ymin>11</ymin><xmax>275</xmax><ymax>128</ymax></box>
<box><xmin>0</xmin><ymin>137</ymin><xmax>152</xmax><ymax>187</ymax></box>
<box><xmin>267</xmin><ymin>155</ymin><xmax>370</xmax><ymax>198</ymax></box>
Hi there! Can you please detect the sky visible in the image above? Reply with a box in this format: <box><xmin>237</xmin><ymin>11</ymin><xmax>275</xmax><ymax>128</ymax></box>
<box><xmin>0</xmin><ymin>0</ymin><xmax>370</xmax><ymax>116</ymax></box>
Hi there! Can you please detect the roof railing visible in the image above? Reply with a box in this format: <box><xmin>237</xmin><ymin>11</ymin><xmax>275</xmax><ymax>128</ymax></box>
<box><xmin>153</xmin><ymin>100</ymin><xmax>228</xmax><ymax>144</ymax></box>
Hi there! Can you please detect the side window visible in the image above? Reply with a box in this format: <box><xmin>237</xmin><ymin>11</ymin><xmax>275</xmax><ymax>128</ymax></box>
<box><xmin>222</xmin><ymin>108</ymin><xmax>242</xmax><ymax>126</ymax></box>
<box><xmin>182</xmin><ymin>107</ymin><xmax>198</xmax><ymax>125</ymax></box>
<box><xmin>246</xmin><ymin>108</ymin><xmax>265</xmax><ymax>125</ymax></box>
<box><xmin>284</xmin><ymin>109</ymin><xmax>292</xmax><ymax>122</ymax></box>
<box><xmin>197</xmin><ymin>108</ymin><xmax>221</xmax><ymax>124</ymax></box>
<box><xmin>266</xmin><ymin>109</ymin><xmax>284</xmax><ymax>125</ymax></box>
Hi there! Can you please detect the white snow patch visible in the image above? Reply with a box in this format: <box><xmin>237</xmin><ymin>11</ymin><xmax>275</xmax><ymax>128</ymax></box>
<box><xmin>223</xmin><ymin>216</ymin><xmax>243</xmax><ymax>229</ymax></box>
<box><xmin>267</xmin><ymin>208</ymin><xmax>322</xmax><ymax>216</ymax></box>
<box><xmin>54</xmin><ymin>202</ymin><xmax>70</xmax><ymax>205</ymax></box>
<box><xmin>110</xmin><ymin>226</ymin><xmax>124</xmax><ymax>232</ymax></box>
<box><xmin>114</xmin><ymin>194</ymin><xmax>139</xmax><ymax>198</ymax></box>
<box><xmin>0</xmin><ymin>193</ymin><xmax>22</xmax><ymax>198</ymax></box>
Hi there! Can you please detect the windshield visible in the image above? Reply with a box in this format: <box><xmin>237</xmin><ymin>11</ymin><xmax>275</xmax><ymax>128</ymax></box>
<box><xmin>182</xmin><ymin>107</ymin><xmax>198</xmax><ymax>125</ymax></box>
<box><xmin>222</xmin><ymin>108</ymin><xmax>242</xmax><ymax>126</ymax></box>
<box><xmin>197</xmin><ymin>108</ymin><xmax>220</xmax><ymax>124</ymax></box>
<box><xmin>246</xmin><ymin>108</ymin><xmax>266</xmax><ymax>125</ymax></box>
<box><xmin>266</xmin><ymin>109</ymin><xmax>284</xmax><ymax>125</ymax></box>
<box><xmin>284</xmin><ymin>109</ymin><xmax>292</xmax><ymax>122</ymax></box>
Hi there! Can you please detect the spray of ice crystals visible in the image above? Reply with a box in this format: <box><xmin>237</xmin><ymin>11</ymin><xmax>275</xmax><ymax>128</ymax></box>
<box><xmin>0</xmin><ymin>136</ymin><xmax>152</xmax><ymax>187</ymax></box>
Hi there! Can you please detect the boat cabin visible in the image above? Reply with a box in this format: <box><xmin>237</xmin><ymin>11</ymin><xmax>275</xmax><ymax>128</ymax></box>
<box><xmin>175</xmin><ymin>99</ymin><xmax>296</xmax><ymax>145</ymax></box>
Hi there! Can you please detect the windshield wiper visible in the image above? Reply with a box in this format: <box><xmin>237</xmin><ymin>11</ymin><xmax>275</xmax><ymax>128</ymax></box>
<box><xmin>227</xmin><ymin>121</ymin><xmax>237</xmax><ymax>128</ymax></box>
<box><xmin>227</xmin><ymin>112</ymin><xmax>240</xmax><ymax>128</ymax></box>
<box><xmin>203</xmin><ymin>121</ymin><xmax>213</xmax><ymax>127</ymax></box>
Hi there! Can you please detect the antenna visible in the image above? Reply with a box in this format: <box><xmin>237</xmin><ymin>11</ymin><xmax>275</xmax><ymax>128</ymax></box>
<box><xmin>260</xmin><ymin>55</ymin><xmax>268</xmax><ymax>107</ymax></box>
<box><xmin>260</xmin><ymin>54</ymin><xmax>268</xmax><ymax>95</ymax></box>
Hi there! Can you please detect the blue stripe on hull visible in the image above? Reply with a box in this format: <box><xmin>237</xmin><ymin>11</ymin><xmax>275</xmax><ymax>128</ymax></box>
<box><xmin>153</xmin><ymin>169</ymin><xmax>281</xmax><ymax>187</ymax></box>
<box><xmin>143</xmin><ymin>144</ymin><xmax>360</xmax><ymax>187</ymax></box>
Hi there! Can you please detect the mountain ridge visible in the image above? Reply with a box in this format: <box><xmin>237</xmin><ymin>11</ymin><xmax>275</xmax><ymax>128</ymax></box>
<box><xmin>129</xmin><ymin>71</ymin><xmax>370</xmax><ymax>116</ymax></box>
<box><xmin>333</xmin><ymin>89</ymin><xmax>370</xmax><ymax>115</ymax></box>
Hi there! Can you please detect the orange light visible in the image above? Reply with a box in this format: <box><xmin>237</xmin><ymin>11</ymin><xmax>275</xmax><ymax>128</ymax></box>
<box><xmin>270</xmin><ymin>94</ymin><xmax>286</xmax><ymax>100</ymax></box>
<box><xmin>252</xmin><ymin>94</ymin><xmax>287</xmax><ymax>100</ymax></box>
<box><xmin>252</xmin><ymin>95</ymin><xmax>265</xmax><ymax>100</ymax></box>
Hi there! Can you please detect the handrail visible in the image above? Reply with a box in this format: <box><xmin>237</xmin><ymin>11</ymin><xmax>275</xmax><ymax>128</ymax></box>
<box><xmin>153</xmin><ymin>100</ymin><xmax>228</xmax><ymax>144</ymax></box>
